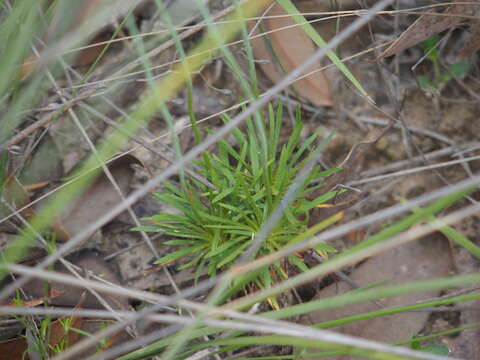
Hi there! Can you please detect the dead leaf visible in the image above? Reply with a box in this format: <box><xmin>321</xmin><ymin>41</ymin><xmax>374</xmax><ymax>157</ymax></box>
<box><xmin>50</xmin><ymin>154</ymin><xmax>141</xmax><ymax>241</ymax></box>
<box><xmin>23</xmin><ymin>181</ymin><xmax>50</xmax><ymax>192</ymax></box>
<box><xmin>72</xmin><ymin>29</ymin><xmax>117</xmax><ymax>69</ymax></box>
<box><xmin>250</xmin><ymin>3</ymin><xmax>333</xmax><ymax>106</ymax></box>
<box><xmin>18</xmin><ymin>134</ymin><xmax>63</xmax><ymax>185</ymax></box>
<box><xmin>19</xmin><ymin>0</ymin><xmax>146</xmax><ymax>78</ymax></box>
<box><xmin>0</xmin><ymin>310</ymin><xmax>129</xmax><ymax>359</ymax></box>
<box><xmin>378</xmin><ymin>3</ymin><xmax>475</xmax><ymax>59</ymax></box>
<box><xmin>20</xmin><ymin>0</ymin><xmax>107</xmax><ymax>79</ymax></box>
<box><xmin>303</xmin><ymin>234</ymin><xmax>453</xmax><ymax>360</ymax></box>
<box><xmin>5</xmin><ymin>289</ymin><xmax>61</xmax><ymax>308</ymax></box>
<box><xmin>0</xmin><ymin>318</ymin><xmax>130</xmax><ymax>360</ymax></box>
<box><xmin>0</xmin><ymin>289</ymin><xmax>130</xmax><ymax>360</ymax></box>
<box><xmin>2</xmin><ymin>249</ymin><xmax>129</xmax><ymax>310</ymax></box>
<box><xmin>0</xmin><ymin>337</ymin><xmax>27</xmax><ymax>360</ymax></box>
<box><xmin>48</xmin><ymin>313</ymin><xmax>84</xmax><ymax>356</ymax></box>
<box><xmin>458</xmin><ymin>22</ymin><xmax>480</xmax><ymax>58</ymax></box>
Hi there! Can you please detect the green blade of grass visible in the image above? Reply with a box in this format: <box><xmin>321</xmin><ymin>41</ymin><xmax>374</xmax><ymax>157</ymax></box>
<box><xmin>426</xmin><ymin>214</ymin><xmax>480</xmax><ymax>260</ymax></box>
<box><xmin>0</xmin><ymin>0</ymin><xmax>45</xmax><ymax>143</ymax></box>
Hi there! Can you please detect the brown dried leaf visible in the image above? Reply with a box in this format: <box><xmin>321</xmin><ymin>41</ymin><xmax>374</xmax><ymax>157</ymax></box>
<box><xmin>0</xmin><ymin>311</ymin><xmax>129</xmax><ymax>359</ymax></box>
<box><xmin>51</xmin><ymin>154</ymin><xmax>141</xmax><ymax>241</ymax></box>
<box><xmin>48</xmin><ymin>313</ymin><xmax>84</xmax><ymax>356</ymax></box>
<box><xmin>250</xmin><ymin>3</ymin><xmax>333</xmax><ymax>106</ymax></box>
<box><xmin>73</xmin><ymin>30</ymin><xmax>116</xmax><ymax>69</ymax></box>
<box><xmin>0</xmin><ymin>337</ymin><xmax>27</xmax><ymax>360</ymax></box>
<box><xmin>0</xmin><ymin>318</ymin><xmax>130</xmax><ymax>360</ymax></box>
<box><xmin>378</xmin><ymin>3</ymin><xmax>474</xmax><ymax>59</ymax></box>
<box><xmin>20</xmin><ymin>0</ymin><xmax>107</xmax><ymax>79</ymax></box>
<box><xmin>303</xmin><ymin>235</ymin><xmax>453</xmax><ymax>360</ymax></box>
<box><xmin>5</xmin><ymin>249</ymin><xmax>129</xmax><ymax>310</ymax></box>
<box><xmin>5</xmin><ymin>289</ymin><xmax>61</xmax><ymax>307</ymax></box>
<box><xmin>458</xmin><ymin>22</ymin><xmax>480</xmax><ymax>58</ymax></box>
<box><xmin>20</xmin><ymin>0</ymin><xmax>146</xmax><ymax>78</ymax></box>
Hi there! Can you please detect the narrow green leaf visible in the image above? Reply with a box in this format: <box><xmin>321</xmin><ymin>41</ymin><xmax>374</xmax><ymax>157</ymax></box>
<box><xmin>154</xmin><ymin>246</ymin><xmax>204</xmax><ymax>265</ymax></box>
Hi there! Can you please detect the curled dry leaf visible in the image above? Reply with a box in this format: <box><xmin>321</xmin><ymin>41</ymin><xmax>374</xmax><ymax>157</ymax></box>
<box><xmin>250</xmin><ymin>3</ymin><xmax>333</xmax><ymax>106</ymax></box>
<box><xmin>5</xmin><ymin>289</ymin><xmax>61</xmax><ymax>308</ymax></box>
<box><xmin>303</xmin><ymin>234</ymin><xmax>453</xmax><ymax>360</ymax></box>
<box><xmin>378</xmin><ymin>2</ymin><xmax>475</xmax><ymax>59</ymax></box>
<box><xmin>49</xmin><ymin>154</ymin><xmax>141</xmax><ymax>241</ymax></box>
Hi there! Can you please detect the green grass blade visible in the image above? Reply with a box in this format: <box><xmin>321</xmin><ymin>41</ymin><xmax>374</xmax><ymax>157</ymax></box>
<box><xmin>426</xmin><ymin>213</ymin><xmax>480</xmax><ymax>260</ymax></box>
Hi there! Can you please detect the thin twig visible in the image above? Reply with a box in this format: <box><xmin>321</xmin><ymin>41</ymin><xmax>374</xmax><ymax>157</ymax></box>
<box><xmin>0</xmin><ymin>86</ymin><xmax>102</xmax><ymax>151</ymax></box>
<box><xmin>350</xmin><ymin>154</ymin><xmax>480</xmax><ymax>186</ymax></box>
<box><xmin>362</xmin><ymin>145</ymin><xmax>473</xmax><ymax>177</ymax></box>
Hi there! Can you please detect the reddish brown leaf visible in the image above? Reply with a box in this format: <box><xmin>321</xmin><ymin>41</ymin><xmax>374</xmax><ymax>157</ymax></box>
<box><xmin>250</xmin><ymin>3</ymin><xmax>333</xmax><ymax>106</ymax></box>
<box><xmin>0</xmin><ymin>318</ymin><xmax>130</xmax><ymax>360</ymax></box>
<box><xmin>73</xmin><ymin>30</ymin><xmax>116</xmax><ymax>69</ymax></box>
<box><xmin>23</xmin><ymin>181</ymin><xmax>50</xmax><ymax>192</ymax></box>
<box><xmin>5</xmin><ymin>289</ymin><xmax>61</xmax><ymax>307</ymax></box>
<box><xmin>378</xmin><ymin>3</ymin><xmax>474</xmax><ymax>59</ymax></box>
<box><xmin>48</xmin><ymin>314</ymin><xmax>84</xmax><ymax>356</ymax></box>
<box><xmin>0</xmin><ymin>337</ymin><xmax>27</xmax><ymax>360</ymax></box>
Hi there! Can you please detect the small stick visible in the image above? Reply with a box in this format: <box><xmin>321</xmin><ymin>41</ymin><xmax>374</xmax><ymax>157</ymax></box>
<box><xmin>0</xmin><ymin>86</ymin><xmax>101</xmax><ymax>151</ymax></box>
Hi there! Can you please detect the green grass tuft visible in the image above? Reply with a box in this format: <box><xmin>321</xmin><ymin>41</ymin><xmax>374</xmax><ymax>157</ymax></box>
<box><xmin>134</xmin><ymin>104</ymin><xmax>340</xmax><ymax>297</ymax></box>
